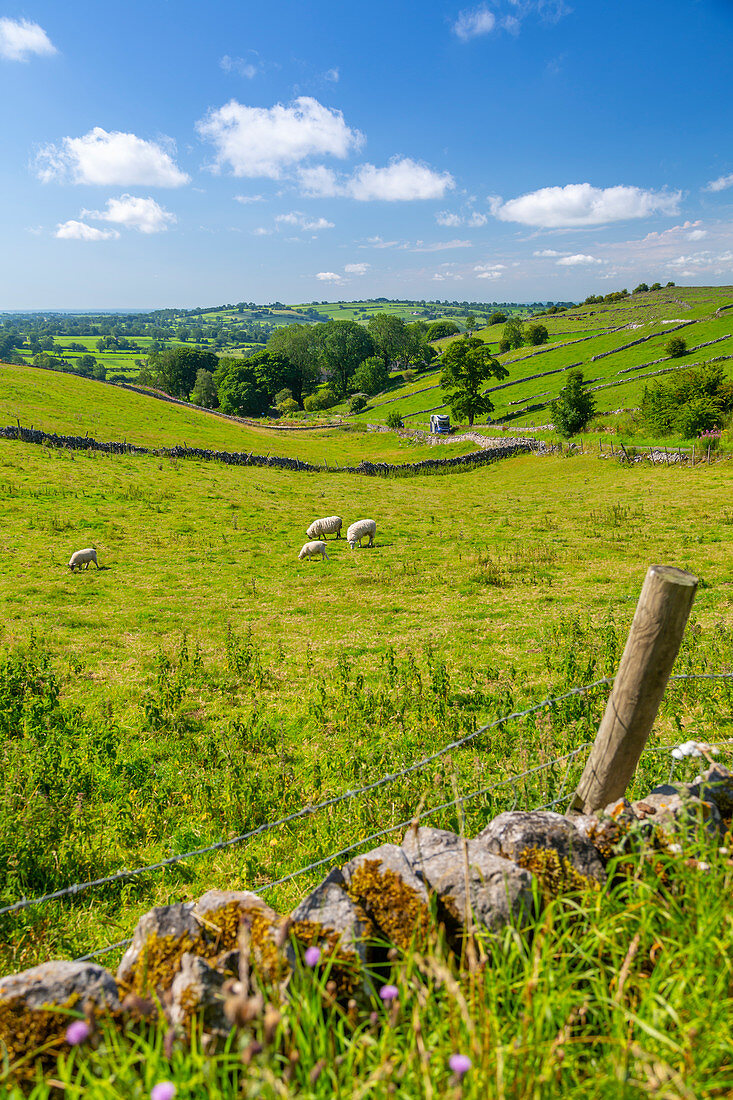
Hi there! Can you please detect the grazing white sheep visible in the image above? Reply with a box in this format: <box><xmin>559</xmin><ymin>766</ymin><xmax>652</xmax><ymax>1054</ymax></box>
<box><xmin>306</xmin><ymin>515</ymin><xmax>343</xmax><ymax>540</ymax></box>
<box><xmin>346</xmin><ymin>519</ymin><xmax>376</xmax><ymax>549</ymax></box>
<box><xmin>299</xmin><ymin>540</ymin><xmax>330</xmax><ymax>562</ymax></box>
<box><xmin>68</xmin><ymin>548</ymin><xmax>99</xmax><ymax>571</ymax></box>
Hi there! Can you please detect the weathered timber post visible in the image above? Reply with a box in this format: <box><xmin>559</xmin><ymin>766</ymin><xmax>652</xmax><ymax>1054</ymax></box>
<box><xmin>570</xmin><ymin>564</ymin><xmax>698</xmax><ymax>814</ymax></box>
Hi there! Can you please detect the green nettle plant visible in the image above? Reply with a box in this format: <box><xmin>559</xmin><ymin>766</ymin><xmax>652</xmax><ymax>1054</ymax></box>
<box><xmin>551</xmin><ymin>370</ymin><xmax>596</xmax><ymax>437</ymax></box>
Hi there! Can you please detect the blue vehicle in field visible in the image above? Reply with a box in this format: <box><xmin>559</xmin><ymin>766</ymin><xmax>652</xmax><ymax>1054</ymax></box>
<box><xmin>430</xmin><ymin>414</ymin><xmax>451</xmax><ymax>435</ymax></box>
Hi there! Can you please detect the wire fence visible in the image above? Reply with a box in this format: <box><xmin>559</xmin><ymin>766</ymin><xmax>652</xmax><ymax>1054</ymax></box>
<box><xmin>2</xmin><ymin>671</ymin><xmax>731</xmax><ymax>966</ymax></box>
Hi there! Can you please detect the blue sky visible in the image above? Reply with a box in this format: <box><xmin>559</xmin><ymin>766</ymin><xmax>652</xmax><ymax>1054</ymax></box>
<box><xmin>2</xmin><ymin>0</ymin><xmax>733</xmax><ymax>308</ymax></box>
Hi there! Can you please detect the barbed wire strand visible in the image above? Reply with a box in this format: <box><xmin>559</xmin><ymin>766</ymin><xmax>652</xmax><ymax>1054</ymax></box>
<box><xmin>74</xmin><ymin>744</ymin><xmax>592</xmax><ymax>963</ymax></box>
<box><xmin>74</xmin><ymin>732</ymin><xmax>733</xmax><ymax>963</ymax></box>
<box><xmin>0</xmin><ymin>677</ymin><xmax>616</xmax><ymax>918</ymax></box>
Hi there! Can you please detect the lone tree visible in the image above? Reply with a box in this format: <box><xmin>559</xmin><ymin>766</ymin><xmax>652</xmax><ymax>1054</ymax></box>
<box><xmin>317</xmin><ymin>320</ymin><xmax>375</xmax><ymax>397</ymax></box>
<box><xmin>551</xmin><ymin>370</ymin><xmax>596</xmax><ymax>437</ymax></box>
<box><xmin>665</xmin><ymin>336</ymin><xmax>688</xmax><ymax>358</ymax></box>
<box><xmin>427</xmin><ymin>320</ymin><xmax>460</xmax><ymax>341</ymax></box>
<box><xmin>525</xmin><ymin>322</ymin><xmax>549</xmax><ymax>346</ymax></box>
<box><xmin>439</xmin><ymin>336</ymin><xmax>508</xmax><ymax>426</ymax></box>
<box><xmin>499</xmin><ymin>318</ymin><xmax>524</xmax><ymax>353</ymax></box>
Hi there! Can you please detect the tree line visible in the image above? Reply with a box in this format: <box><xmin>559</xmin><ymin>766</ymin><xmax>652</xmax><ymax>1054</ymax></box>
<box><xmin>141</xmin><ymin>314</ymin><xmax>441</xmax><ymax>415</ymax></box>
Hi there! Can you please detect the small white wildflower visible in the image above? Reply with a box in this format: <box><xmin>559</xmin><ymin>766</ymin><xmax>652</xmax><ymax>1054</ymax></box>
<box><xmin>719</xmin><ymin>847</ymin><xmax>729</xmax><ymax>856</ymax></box>
<box><xmin>668</xmin><ymin>843</ymin><xmax>683</xmax><ymax>855</ymax></box>
<box><xmin>697</xmin><ymin>861</ymin><xmax>711</xmax><ymax>872</ymax></box>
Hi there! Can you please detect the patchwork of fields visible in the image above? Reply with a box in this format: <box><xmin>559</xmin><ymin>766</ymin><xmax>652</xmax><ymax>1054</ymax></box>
<box><xmin>345</xmin><ymin>285</ymin><xmax>733</xmax><ymax>429</ymax></box>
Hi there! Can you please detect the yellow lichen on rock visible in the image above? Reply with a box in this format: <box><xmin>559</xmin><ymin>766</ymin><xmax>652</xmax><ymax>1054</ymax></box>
<box><xmin>346</xmin><ymin>859</ymin><xmax>431</xmax><ymax>949</ymax></box>
<box><xmin>516</xmin><ymin>846</ymin><xmax>599</xmax><ymax>900</ymax></box>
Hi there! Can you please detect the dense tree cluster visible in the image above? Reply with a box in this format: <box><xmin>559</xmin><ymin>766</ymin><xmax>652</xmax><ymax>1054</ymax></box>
<box><xmin>641</xmin><ymin>363</ymin><xmax>733</xmax><ymax>438</ymax></box>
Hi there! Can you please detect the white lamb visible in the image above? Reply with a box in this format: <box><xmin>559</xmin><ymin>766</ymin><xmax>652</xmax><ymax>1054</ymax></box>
<box><xmin>68</xmin><ymin>548</ymin><xmax>99</xmax><ymax>571</ymax></box>
<box><xmin>346</xmin><ymin>519</ymin><xmax>376</xmax><ymax>549</ymax></box>
<box><xmin>298</xmin><ymin>540</ymin><xmax>330</xmax><ymax>562</ymax></box>
<box><xmin>306</xmin><ymin>515</ymin><xmax>343</xmax><ymax>540</ymax></box>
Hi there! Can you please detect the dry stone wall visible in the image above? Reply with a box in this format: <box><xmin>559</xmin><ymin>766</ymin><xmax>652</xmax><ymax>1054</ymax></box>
<box><xmin>0</xmin><ymin>424</ymin><xmax>545</xmax><ymax>476</ymax></box>
<box><xmin>2</xmin><ymin>761</ymin><xmax>731</xmax><ymax>1071</ymax></box>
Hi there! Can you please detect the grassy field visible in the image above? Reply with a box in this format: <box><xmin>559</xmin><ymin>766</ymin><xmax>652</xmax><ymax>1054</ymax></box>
<box><xmin>0</xmin><ymin>365</ymin><xmax>478</xmax><ymax>462</ymax></box>
<box><xmin>1</xmin><ymin>328</ymin><xmax>733</xmax><ymax>1096</ymax></box>
<box><xmin>1</xmin><ymin>427</ymin><xmax>731</xmax><ymax>976</ymax></box>
<box><xmin>342</xmin><ymin>286</ymin><xmax>733</xmax><ymax>430</ymax></box>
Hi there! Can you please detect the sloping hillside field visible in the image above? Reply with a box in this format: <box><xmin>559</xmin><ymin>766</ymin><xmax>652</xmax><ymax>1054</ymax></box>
<box><xmin>0</xmin><ymin>407</ymin><xmax>731</xmax><ymax>972</ymax></box>
<box><xmin>1</xmin><ymin>344</ymin><xmax>732</xmax><ymax>1098</ymax></box>
<box><xmin>348</xmin><ymin>285</ymin><xmax>733</xmax><ymax>428</ymax></box>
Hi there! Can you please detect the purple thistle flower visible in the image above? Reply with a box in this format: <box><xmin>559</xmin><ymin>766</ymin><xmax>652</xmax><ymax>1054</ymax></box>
<box><xmin>151</xmin><ymin>1084</ymin><xmax>176</xmax><ymax>1100</ymax></box>
<box><xmin>65</xmin><ymin>1020</ymin><xmax>90</xmax><ymax>1045</ymax></box>
<box><xmin>379</xmin><ymin>984</ymin><xmax>399</xmax><ymax>1003</ymax></box>
<box><xmin>449</xmin><ymin>1053</ymin><xmax>472</xmax><ymax>1077</ymax></box>
<box><xmin>304</xmin><ymin>945</ymin><xmax>321</xmax><ymax>967</ymax></box>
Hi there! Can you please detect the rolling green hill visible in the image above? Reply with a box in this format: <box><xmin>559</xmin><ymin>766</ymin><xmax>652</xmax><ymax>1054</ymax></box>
<box><xmin>342</xmin><ymin>285</ymin><xmax>733</xmax><ymax>430</ymax></box>
<box><xmin>0</xmin><ymin>364</ymin><xmax>478</xmax><ymax>463</ymax></box>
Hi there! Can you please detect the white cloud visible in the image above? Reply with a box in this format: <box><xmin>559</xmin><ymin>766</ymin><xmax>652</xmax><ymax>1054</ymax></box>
<box><xmin>316</xmin><ymin>271</ymin><xmax>342</xmax><ymax>282</ymax></box>
<box><xmin>474</xmin><ymin>262</ymin><xmax>505</xmax><ymax>280</ymax></box>
<box><xmin>436</xmin><ymin>211</ymin><xmax>463</xmax><ymax>227</ymax></box>
<box><xmin>298</xmin><ymin>157</ymin><xmax>453</xmax><ymax>201</ymax></box>
<box><xmin>556</xmin><ymin>253</ymin><xmax>603</xmax><ymax>266</ymax></box>
<box><xmin>704</xmin><ymin>172</ymin><xmax>733</xmax><ymax>193</ymax></box>
<box><xmin>687</xmin><ymin>228</ymin><xmax>707</xmax><ymax>241</ymax></box>
<box><xmin>275</xmin><ymin>211</ymin><xmax>334</xmax><ymax>231</ymax></box>
<box><xmin>324</xmin><ymin>67</ymin><xmax>339</xmax><ymax>82</ymax></box>
<box><xmin>492</xmin><ymin>183</ymin><xmax>681</xmax><ymax>227</ymax></box>
<box><xmin>196</xmin><ymin>96</ymin><xmax>363</xmax><ymax>179</ymax></box>
<box><xmin>436</xmin><ymin>209</ymin><xmax>487</xmax><ymax>227</ymax></box>
<box><xmin>252</xmin><ymin>226</ymin><xmax>271</xmax><ymax>236</ymax></box>
<box><xmin>55</xmin><ymin>220</ymin><xmax>119</xmax><ymax>241</ymax></box>
<box><xmin>0</xmin><ymin>17</ymin><xmax>56</xmax><ymax>61</ymax></box>
<box><xmin>452</xmin><ymin>1</ymin><xmax>570</xmax><ymax>42</ymax></box>
<box><xmin>297</xmin><ymin>165</ymin><xmax>342</xmax><ymax>197</ymax></box>
<box><xmin>220</xmin><ymin>54</ymin><xmax>259</xmax><ymax>78</ymax></box>
<box><xmin>347</xmin><ymin>158</ymin><xmax>454</xmax><ymax>201</ymax></box>
<box><xmin>234</xmin><ymin>194</ymin><xmax>263</xmax><ymax>204</ymax></box>
<box><xmin>411</xmin><ymin>239</ymin><xmax>472</xmax><ymax>251</ymax></box>
<box><xmin>452</xmin><ymin>5</ymin><xmax>496</xmax><ymax>41</ymax></box>
<box><xmin>363</xmin><ymin>236</ymin><xmax>402</xmax><ymax>249</ymax></box>
<box><xmin>344</xmin><ymin>262</ymin><xmax>369</xmax><ymax>275</ymax></box>
<box><xmin>82</xmin><ymin>194</ymin><xmax>175</xmax><ymax>234</ymax></box>
<box><xmin>35</xmin><ymin>127</ymin><xmax>189</xmax><ymax>187</ymax></box>
<box><xmin>533</xmin><ymin>248</ymin><xmax>565</xmax><ymax>257</ymax></box>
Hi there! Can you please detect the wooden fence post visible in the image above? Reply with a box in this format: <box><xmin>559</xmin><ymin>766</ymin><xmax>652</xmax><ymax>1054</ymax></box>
<box><xmin>570</xmin><ymin>564</ymin><xmax>698</xmax><ymax>814</ymax></box>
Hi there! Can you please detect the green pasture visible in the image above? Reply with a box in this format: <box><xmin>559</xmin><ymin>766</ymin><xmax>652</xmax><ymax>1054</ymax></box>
<box><xmin>0</xmin><ymin>433</ymin><xmax>731</xmax><ymax>972</ymax></box>
<box><xmin>0</xmin><ymin>365</ymin><xmax>477</xmax><ymax>462</ymax></box>
<box><xmin>348</xmin><ymin>287</ymin><xmax>733</xmax><ymax>429</ymax></box>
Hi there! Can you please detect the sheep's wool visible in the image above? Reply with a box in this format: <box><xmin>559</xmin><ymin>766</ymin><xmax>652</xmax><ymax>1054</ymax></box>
<box><xmin>306</xmin><ymin>515</ymin><xmax>342</xmax><ymax>539</ymax></box>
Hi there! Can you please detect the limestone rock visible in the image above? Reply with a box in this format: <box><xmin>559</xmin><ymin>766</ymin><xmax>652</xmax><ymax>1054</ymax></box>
<box><xmin>341</xmin><ymin>843</ymin><xmax>430</xmax><ymax>949</ymax></box>
<box><xmin>630</xmin><ymin>791</ymin><xmax>724</xmax><ymax>840</ymax></box>
<box><xmin>117</xmin><ymin>891</ymin><xmax>284</xmax><ymax>996</ymax></box>
<box><xmin>193</xmin><ymin>890</ymin><xmax>285</xmax><ymax>983</ymax></box>
<box><xmin>402</xmin><ymin>825</ymin><xmax>461</xmax><ymax>862</ymax></box>
<box><xmin>404</xmin><ymin>828</ymin><xmax>534</xmax><ymax>934</ymax></box>
<box><xmin>117</xmin><ymin>902</ymin><xmax>202</xmax><ymax>994</ymax></box>
<box><xmin>168</xmin><ymin>953</ymin><xmax>229</xmax><ymax>1036</ymax></box>
<box><xmin>0</xmin><ymin>960</ymin><xmax>120</xmax><ymax>1067</ymax></box>
<box><xmin>287</xmin><ymin>868</ymin><xmax>373</xmax><ymax>997</ymax></box>
<box><xmin>476</xmin><ymin>811</ymin><xmax>606</xmax><ymax>883</ymax></box>
<box><xmin>697</xmin><ymin>763</ymin><xmax>733</xmax><ymax>819</ymax></box>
